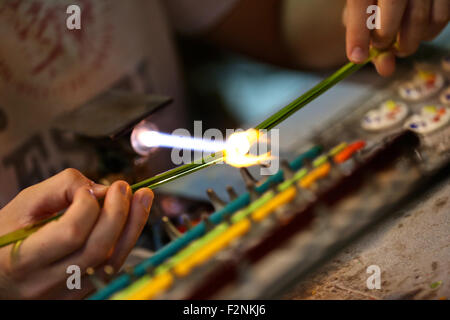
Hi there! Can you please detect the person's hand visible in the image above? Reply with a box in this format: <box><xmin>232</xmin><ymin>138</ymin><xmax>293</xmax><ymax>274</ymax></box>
<box><xmin>344</xmin><ymin>0</ymin><xmax>449</xmax><ymax>76</ymax></box>
<box><xmin>0</xmin><ymin>168</ymin><xmax>153</xmax><ymax>299</ymax></box>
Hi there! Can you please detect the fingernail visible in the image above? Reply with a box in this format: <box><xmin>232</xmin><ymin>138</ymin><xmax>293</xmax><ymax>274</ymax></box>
<box><xmin>119</xmin><ymin>183</ymin><xmax>129</xmax><ymax>196</ymax></box>
<box><xmin>92</xmin><ymin>184</ymin><xmax>108</xmax><ymax>194</ymax></box>
<box><xmin>351</xmin><ymin>47</ymin><xmax>368</xmax><ymax>63</ymax></box>
<box><xmin>140</xmin><ymin>193</ymin><xmax>152</xmax><ymax>211</ymax></box>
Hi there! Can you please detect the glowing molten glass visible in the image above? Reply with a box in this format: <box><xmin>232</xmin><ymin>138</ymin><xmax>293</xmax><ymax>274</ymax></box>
<box><xmin>224</xmin><ymin>129</ymin><xmax>272</xmax><ymax>168</ymax></box>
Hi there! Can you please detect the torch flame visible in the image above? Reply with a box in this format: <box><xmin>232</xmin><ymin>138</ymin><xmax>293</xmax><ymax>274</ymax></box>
<box><xmin>224</xmin><ymin>129</ymin><xmax>272</xmax><ymax>168</ymax></box>
<box><xmin>134</xmin><ymin>126</ymin><xmax>273</xmax><ymax>168</ymax></box>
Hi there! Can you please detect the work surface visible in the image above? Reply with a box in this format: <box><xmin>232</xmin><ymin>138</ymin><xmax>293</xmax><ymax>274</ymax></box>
<box><xmin>284</xmin><ymin>179</ymin><xmax>449</xmax><ymax>300</ymax></box>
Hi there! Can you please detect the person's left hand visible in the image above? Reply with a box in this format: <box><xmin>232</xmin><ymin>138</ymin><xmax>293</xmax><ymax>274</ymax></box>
<box><xmin>0</xmin><ymin>169</ymin><xmax>153</xmax><ymax>299</ymax></box>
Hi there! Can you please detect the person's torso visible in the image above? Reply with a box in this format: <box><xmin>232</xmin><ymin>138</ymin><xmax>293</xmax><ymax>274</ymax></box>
<box><xmin>0</xmin><ymin>0</ymin><xmax>187</xmax><ymax>206</ymax></box>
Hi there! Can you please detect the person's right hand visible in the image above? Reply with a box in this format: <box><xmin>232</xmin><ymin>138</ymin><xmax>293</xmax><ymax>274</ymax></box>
<box><xmin>0</xmin><ymin>168</ymin><xmax>153</xmax><ymax>299</ymax></box>
<box><xmin>344</xmin><ymin>0</ymin><xmax>449</xmax><ymax>76</ymax></box>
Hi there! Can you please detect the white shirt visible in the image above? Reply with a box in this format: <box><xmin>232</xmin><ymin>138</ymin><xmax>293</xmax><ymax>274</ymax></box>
<box><xmin>0</xmin><ymin>0</ymin><xmax>238</xmax><ymax>206</ymax></box>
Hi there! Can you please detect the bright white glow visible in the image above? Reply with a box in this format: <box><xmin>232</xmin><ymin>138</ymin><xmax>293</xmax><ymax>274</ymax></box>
<box><xmin>226</xmin><ymin>131</ymin><xmax>251</xmax><ymax>155</ymax></box>
<box><xmin>138</xmin><ymin>130</ymin><xmax>227</xmax><ymax>152</ymax></box>
<box><xmin>224</xmin><ymin>129</ymin><xmax>272</xmax><ymax>167</ymax></box>
<box><xmin>134</xmin><ymin>128</ymin><xmax>273</xmax><ymax>168</ymax></box>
